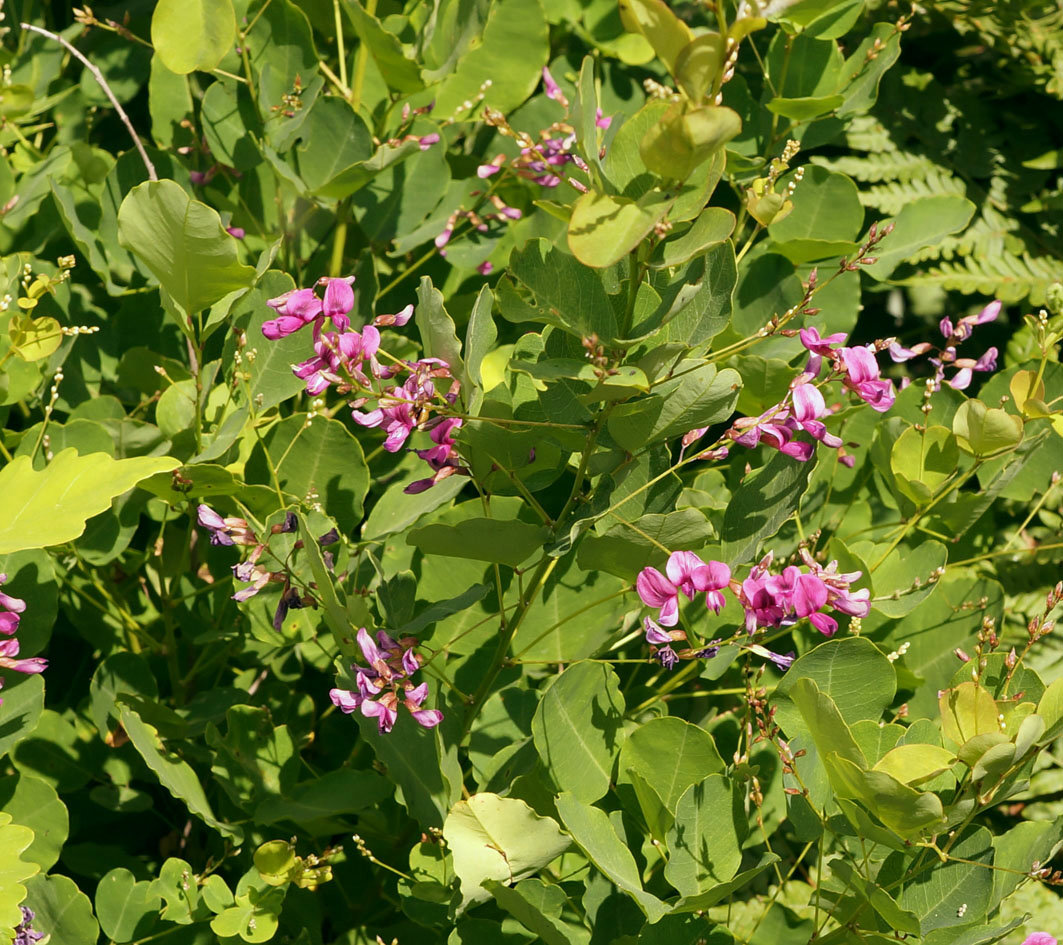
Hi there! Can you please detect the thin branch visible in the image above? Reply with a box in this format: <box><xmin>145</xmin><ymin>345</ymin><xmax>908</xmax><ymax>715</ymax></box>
<box><xmin>20</xmin><ymin>22</ymin><xmax>157</xmax><ymax>181</ymax></box>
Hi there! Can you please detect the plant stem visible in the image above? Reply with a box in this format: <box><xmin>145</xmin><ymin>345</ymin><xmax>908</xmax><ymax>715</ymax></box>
<box><xmin>21</xmin><ymin>23</ymin><xmax>157</xmax><ymax>181</ymax></box>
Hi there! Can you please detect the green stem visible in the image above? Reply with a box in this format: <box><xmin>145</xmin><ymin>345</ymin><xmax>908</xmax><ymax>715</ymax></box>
<box><xmin>348</xmin><ymin>0</ymin><xmax>378</xmax><ymax>110</ymax></box>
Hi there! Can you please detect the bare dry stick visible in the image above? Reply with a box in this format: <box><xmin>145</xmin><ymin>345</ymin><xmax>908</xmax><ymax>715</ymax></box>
<box><xmin>20</xmin><ymin>21</ymin><xmax>157</xmax><ymax>181</ymax></box>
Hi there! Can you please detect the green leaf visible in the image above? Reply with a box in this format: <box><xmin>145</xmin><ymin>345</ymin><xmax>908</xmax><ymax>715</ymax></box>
<box><xmin>786</xmin><ymin>677</ymin><xmax>867</xmax><ymax>770</ymax></box>
<box><xmin>509</xmin><ymin>239</ymin><xmax>619</xmax><ymax>343</ymax></box>
<box><xmin>568</xmin><ymin>188</ymin><xmax>675</xmax><ymax>269</ymax></box>
<box><xmin>7</xmin><ymin>313</ymin><xmax>62</xmax><ymax>362</ymax></box>
<box><xmin>640</xmin><ymin>104</ymin><xmax>742</xmax><ymax>180</ymax></box>
<box><xmin>775</xmin><ymin>637</ymin><xmax>897</xmax><ymax>734</ymax></box>
<box><xmin>862</xmin><ymin>196</ymin><xmax>976</xmax><ymax>280</ymax></box>
<box><xmin>720</xmin><ymin>450</ymin><xmax>817</xmax><ymax>564</ymax></box>
<box><xmin>148</xmin><ymin>54</ymin><xmax>192</xmax><ymax>148</ymax></box>
<box><xmin>341</xmin><ymin>0</ymin><xmax>424</xmax><ymax>93</ymax></box>
<box><xmin>294</xmin><ymin>97</ymin><xmax>375</xmax><ymax>198</ymax></box>
<box><xmin>207</xmin><ymin>705</ymin><xmax>298</xmax><ymax>809</ymax></box>
<box><xmin>890</xmin><ymin>425</ymin><xmax>959</xmax><ymax>506</ymax></box>
<box><xmin>0</xmin><ymin>450</ymin><xmax>178</xmax><ymax>554</ymax></box>
<box><xmin>939</xmin><ymin>682</ymin><xmax>1000</xmax><ymax>746</ymax></box>
<box><xmin>416</xmin><ymin>276</ymin><xmax>466</xmax><ymax>385</ymax></box>
<box><xmin>829</xmin><ymin>859</ymin><xmax>919</xmax><ymax>934</ymax></box>
<box><xmin>117</xmin><ymin>180</ymin><xmax>255</xmax><ymax>319</ymax></box>
<box><xmin>254</xmin><ymin>768</ymin><xmax>391</xmax><ymax>828</ymax></box>
<box><xmin>668</xmin><ymin>855</ymin><xmax>780</xmax><ymax>913</ymax></box>
<box><xmin>151</xmin><ymin>0</ymin><xmax>235</xmax><ymax>74</ymax></box>
<box><xmin>22</xmin><ymin>874</ymin><xmax>98</xmax><ymax>945</ymax></box>
<box><xmin>617</xmin><ymin>716</ymin><xmax>724</xmax><ymax>811</ymax></box>
<box><xmin>952</xmin><ymin>399</ymin><xmax>1024</xmax><ymax>457</ymax></box>
<box><xmin>675</xmin><ymin>33</ymin><xmax>725</xmax><ymax>102</ymax></box>
<box><xmin>991</xmin><ymin>820</ymin><xmax>1063</xmax><ymax>910</ymax></box>
<box><xmin>484</xmin><ymin>879</ymin><xmax>577</xmax><ymax>945</ymax></box>
<box><xmin>210</xmin><ymin>888</ymin><xmax>283</xmax><ymax>943</ymax></box>
<box><xmin>872</xmin><ymin>744</ymin><xmax>956</xmax><ymax>786</ymax></box>
<box><xmin>0</xmin><ymin>675</ymin><xmax>44</xmax><ymax>759</ymax></box>
<box><xmin>607</xmin><ymin>364</ymin><xmax>740</xmax><ymax>450</ymax></box>
<box><xmin>0</xmin><ymin>813</ymin><xmax>38</xmax><ymax>933</ymax></box>
<box><xmin>648</xmin><ymin>207</ymin><xmax>735</xmax><ymax>269</ymax></box>
<box><xmin>765</xmin><ymin>94</ymin><xmax>844</xmax><ymax>120</ymax></box>
<box><xmin>554</xmin><ymin>793</ymin><xmax>669</xmax><ymax>922</ymax></box>
<box><xmin>117</xmin><ymin>699</ymin><xmax>242</xmax><ymax>841</ymax></box>
<box><xmin>1038</xmin><ymin>676</ymin><xmax>1063</xmax><ymax>742</ymax></box>
<box><xmin>664</xmin><ymin>774</ymin><xmax>745</xmax><ymax>897</ymax></box>
<box><xmin>885</xmin><ymin>827</ymin><xmax>994</xmax><ymax>933</ymax></box>
<box><xmin>531</xmin><ymin>662</ymin><xmax>625</xmax><ymax>803</ymax></box>
<box><xmin>768</xmin><ymin>166</ymin><xmax>863</xmax><ymax>243</ymax></box>
<box><xmin>443</xmin><ymin>793</ymin><xmax>571</xmax><ymax>910</ymax></box>
<box><xmin>95</xmin><ymin>868</ymin><xmax>161</xmax><ymax>943</ymax></box>
<box><xmin>0</xmin><ymin>773</ymin><xmax>67</xmax><ymax>871</ymax></box>
<box><xmin>618</xmin><ymin>0</ymin><xmax>693</xmax><ymax>72</ymax></box>
<box><xmin>408</xmin><ymin>518</ymin><xmax>549</xmax><ymax>569</ymax></box>
<box><xmin>870</xmin><ymin>539</ymin><xmax>948</xmax><ymax>617</ymax></box>
<box><xmin>354</xmin><ymin>713</ymin><xmax>460</xmax><ymax>829</ymax></box>
<box><xmin>432</xmin><ymin>0</ymin><xmax>549</xmax><ymax>116</ymax></box>
<box><xmin>151</xmin><ymin>858</ymin><xmax>199</xmax><ymax>925</ymax></box>
<box><xmin>465</xmin><ymin>284</ymin><xmax>497</xmax><ymax>390</ymax></box>
<box><xmin>824</xmin><ymin>752</ymin><xmax>945</xmax><ymax>838</ymax></box>
<box><xmin>245</xmin><ymin>415</ymin><xmax>369</xmax><ymax>536</ymax></box>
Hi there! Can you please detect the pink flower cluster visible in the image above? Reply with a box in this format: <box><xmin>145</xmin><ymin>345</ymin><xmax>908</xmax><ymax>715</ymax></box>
<box><xmin>890</xmin><ymin>299</ymin><xmax>1000</xmax><ymax>391</ymax></box>
<box><xmin>258</xmin><ymin>277</ymin><xmax>468</xmax><ymax>493</ymax></box>
<box><xmin>0</xmin><ymin>574</ymin><xmax>46</xmax><ymax>705</ymax></box>
<box><xmin>704</xmin><ymin>330</ymin><xmax>895</xmax><ymax>468</ymax></box>
<box><xmin>330</xmin><ymin>628</ymin><xmax>443</xmax><ymax>734</ymax></box>
<box><xmin>197</xmin><ymin>506</ymin><xmax>317</xmax><ymax>630</ymax></box>
<box><xmin>476</xmin><ymin>68</ymin><xmax>610</xmax><ymax>190</ymax></box>
<box><xmin>434</xmin><ymin>196</ymin><xmax>522</xmax><ymax>256</ymax></box>
<box><xmin>636</xmin><ymin>550</ymin><xmax>870</xmax><ymax>669</ymax></box>
<box><xmin>1023</xmin><ymin>935</ymin><xmax>1057</xmax><ymax>945</ymax></box>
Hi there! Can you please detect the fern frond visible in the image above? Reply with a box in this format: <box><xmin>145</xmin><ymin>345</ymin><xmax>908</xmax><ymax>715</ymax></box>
<box><xmin>908</xmin><ymin>206</ymin><xmax>1021</xmax><ymax>264</ymax></box>
<box><xmin>812</xmin><ymin>149</ymin><xmax>941</xmax><ymax>184</ymax></box>
<box><xmin>899</xmin><ymin>253</ymin><xmax>1063</xmax><ymax>305</ymax></box>
<box><xmin>856</xmin><ymin>169</ymin><xmax>967</xmax><ymax>215</ymax></box>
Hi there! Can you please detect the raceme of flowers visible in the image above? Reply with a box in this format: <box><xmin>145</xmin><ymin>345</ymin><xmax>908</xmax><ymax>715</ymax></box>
<box><xmin>329</xmin><ymin>627</ymin><xmax>443</xmax><ymax>734</ymax></box>
<box><xmin>889</xmin><ymin>299</ymin><xmax>1001</xmax><ymax>391</ymax></box>
<box><xmin>196</xmin><ymin>506</ymin><xmax>331</xmax><ymax>630</ymax></box>
<box><xmin>261</xmin><ymin>276</ymin><xmax>469</xmax><ymax>494</ymax></box>
<box><xmin>476</xmin><ymin>67</ymin><xmax>611</xmax><ymax>191</ymax></box>
<box><xmin>13</xmin><ymin>907</ymin><xmax>43</xmax><ymax>945</ymax></box>
<box><xmin>0</xmin><ymin>573</ymin><xmax>45</xmax><ymax>704</ymax></box>
<box><xmin>637</xmin><ymin>550</ymin><xmax>871</xmax><ymax>670</ymax></box>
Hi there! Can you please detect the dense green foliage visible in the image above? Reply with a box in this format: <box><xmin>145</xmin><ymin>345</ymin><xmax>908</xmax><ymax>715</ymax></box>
<box><xmin>1</xmin><ymin>1</ymin><xmax>1063</xmax><ymax>944</ymax></box>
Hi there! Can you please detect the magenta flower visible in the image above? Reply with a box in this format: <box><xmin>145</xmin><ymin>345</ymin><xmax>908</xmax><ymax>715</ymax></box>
<box><xmin>595</xmin><ymin>107</ymin><xmax>612</xmax><ymax>129</ymax></box>
<box><xmin>637</xmin><ymin>552</ymin><xmax>732</xmax><ymax>625</ymax></box>
<box><xmin>329</xmin><ymin>628</ymin><xmax>442</xmax><ymax>734</ymax></box>
<box><xmin>840</xmin><ymin>346</ymin><xmax>895</xmax><ymax>412</ymax></box>
<box><xmin>373</xmin><ymin>304</ymin><xmax>414</xmax><ymax>328</ymax></box>
<box><xmin>636</xmin><ymin>566</ymin><xmax>680</xmax><ymax>626</ymax></box>
<box><xmin>1022</xmin><ymin>935</ymin><xmax>1057</xmax><ymax>945</ymax></box>
<box><xmin>197</xmin><ymin>505</ymin><xmax>256</xmax><ymax>546</ymax></box>
<box><xmin>799</xmin><ymin>327</ymin><xmax>846</xmax><ymax>376</ymax></box>
<box><xmin>262</xmin><ymin>288</ymin><xmax>323</xmax><ymax>339</ymax></box>
<box><xmin>0</xmin><ymin>574</ymin><xmax>25</xmax><ymax>636</ymax></box>
<box><xmin>541</xmin><ymin>66</ymin><xmax>569</xmax><ymax>107</ymax></box>
<box><xmin>0</xmin><ymin>639</ymin><xmax>47</xmax><ymax>676</ymax></box>
<box><xmin>407</xmin><ymin>417</ymin><xmax>467</xmax><ymax>494</ymax></box>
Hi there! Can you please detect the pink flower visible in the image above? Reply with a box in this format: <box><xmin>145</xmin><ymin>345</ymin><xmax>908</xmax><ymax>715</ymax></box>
<box><xmin>0</xmin><ymin>638</ymin><xmax>47</xmax><ymax>676</ymax></box>
<box><xmin>477</xmin><ymin>261</ymin><xmax>494</xmax><ymax>276</ymax></box>
<box><xmin>541</xmin><ymin>66</ymin><xmax>569</xmax><ymax>107</ymax></box>
<box><xmin>321</xmin><ymin>277</ymin><xmax>355</xmax><ymax>330</ymax></box>
<box><xmin>595</xmin><ymin>107</ymin><xmax>612</xmax><ymax>129</ymax></box>
<box><xmin>840</xmin><ymin>346</ymin><xmax>895</xmax><ymax>412</ymax></box>
<box><xmin>330</xmin><ymin>628</ymin><xmax>441</xmax><ymax>734</ymax></box>
<box><xmin>636</xmin><ymin>566</ymin><xmax>679</xmax><ymax>626</ymax></box>
<box><xmin>1021</xmin><ymin>935</ymin><xmax>1057</xmax><ymax>945</ymax></box>
<box><xmin>800</xmin><ymin>327</ymin><xmax>845</xmax><ymax>375</ymax></box>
